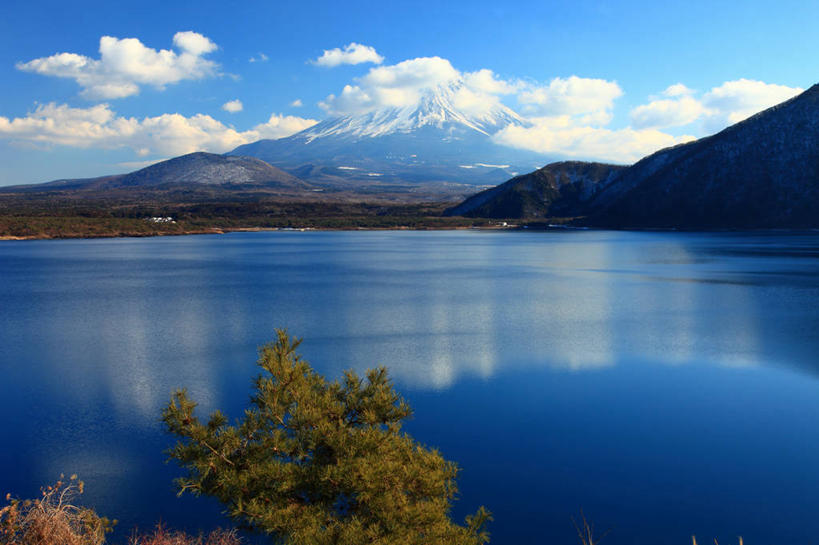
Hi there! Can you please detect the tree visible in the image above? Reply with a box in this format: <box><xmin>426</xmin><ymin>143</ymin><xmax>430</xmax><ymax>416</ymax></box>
<box><xmin>162</xmin><ymin>329</ymin><xmax>491</xmax><ymax>545</ymax></box>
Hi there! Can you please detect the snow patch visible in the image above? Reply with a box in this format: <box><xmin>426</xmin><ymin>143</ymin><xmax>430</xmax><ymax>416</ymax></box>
<box><xmin>302</xmin><ymin>81</ymin><xmax>528</xmax><ymax>142</ymax></box>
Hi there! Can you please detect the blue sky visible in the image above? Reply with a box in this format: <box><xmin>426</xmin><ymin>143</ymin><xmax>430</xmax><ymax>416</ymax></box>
<box><xmin>1</xmin><ymin>0</ymin><xmax>817</xmax><ymax>186</ymax></box>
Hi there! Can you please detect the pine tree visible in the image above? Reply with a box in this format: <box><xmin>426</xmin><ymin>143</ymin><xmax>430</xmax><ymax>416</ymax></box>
<box><xmin>162</xmin><ymin>329</ymin><xmax>491</xmax><ymax>545</ymax></box>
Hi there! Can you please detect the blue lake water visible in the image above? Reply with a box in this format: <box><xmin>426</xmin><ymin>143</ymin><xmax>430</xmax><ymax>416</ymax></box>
<box><xmin>2</xmin><ymin>230</ymin><xmax>819</xmax><ymax>544</ymax></box>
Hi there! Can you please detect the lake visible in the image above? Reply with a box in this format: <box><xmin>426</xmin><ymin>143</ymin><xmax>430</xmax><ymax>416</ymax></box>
<box><xmin>2</xmin><ymin>230</ymin><xmax>819</xmax><ymax>545</ymax></box>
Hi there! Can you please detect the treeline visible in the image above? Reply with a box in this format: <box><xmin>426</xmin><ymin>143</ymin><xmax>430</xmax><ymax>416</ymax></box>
<box><xmin>0</xmin><ymin>194</ymin><xmax>493</xmax><ymax>238</ymax></box>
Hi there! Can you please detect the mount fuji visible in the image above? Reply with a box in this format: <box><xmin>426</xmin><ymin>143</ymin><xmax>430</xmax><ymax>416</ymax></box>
<box><xmin>229</xmin><ymin>83</ymin><xmax>549</xmax><ymax>189</ymax></box>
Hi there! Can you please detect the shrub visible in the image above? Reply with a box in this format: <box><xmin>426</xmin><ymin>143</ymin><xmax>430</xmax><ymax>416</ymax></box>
<box><xmin>0</xmin><ymin>475</ymin><xmax>114</xmax><ymax>545</ymax></box>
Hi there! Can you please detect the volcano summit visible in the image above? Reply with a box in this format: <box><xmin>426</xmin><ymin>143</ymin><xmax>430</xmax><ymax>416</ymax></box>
<box><xmin>229</xmin><ymin>82</ymin><xmax>548</xmax><ymax>188</ymax></box>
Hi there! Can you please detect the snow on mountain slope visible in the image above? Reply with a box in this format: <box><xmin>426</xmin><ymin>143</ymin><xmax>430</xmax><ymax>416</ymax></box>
<box><xmin>301</xmin><ymin>82</ymin><xmax>529</xmax><ymax>141</ymax></box>
<box><xmin>229</xmin><ymin>82</ymin><xmax>546</xmax><ymax>187</ymax></box>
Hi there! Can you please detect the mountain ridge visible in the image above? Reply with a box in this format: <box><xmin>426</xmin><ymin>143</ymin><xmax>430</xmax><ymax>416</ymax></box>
<box><xmin>447</xmin><ymin>83</ymin><xmax>819</xmax><ymax>228</ymax></box>
<box><xmin>3</xmin><ymin>152</ymin><xmax>314</xmax><ymax>194</ymax></box>
<box><xmin>588</xmin><ymin>82</ymin><xmax>819</xmax><ymax>227</ymax></box>
<box><xmin>444</xmin><ymin>161</ymin><xmax>626</xmax><ymax>218</ymax></box>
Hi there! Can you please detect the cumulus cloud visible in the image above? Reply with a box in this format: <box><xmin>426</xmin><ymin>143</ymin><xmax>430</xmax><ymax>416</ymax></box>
<box><xmin>630</xmin><ymin>79</ymin><xmax>802</xmax><ymax>132</ymax></box>
<box><xmin>316</xmin><ymin>55</ymin><xmax>691</xmax><ymax>162</ymax></box>
<box><xmin>319</xmin><ymin>56</ymin><xmax>511</xmax><ymax>116</ymax></box>
<box><xmin>663</xmin><ymin>83</ymin><xmax>695</xmax><ymax>97</ymax></box>
<box><xmin>290</xmin><ymin>99</ymin><xmax>303</xmax><ymax>107</ymax></box>
<box><xmin>0</xmin><ymin>103</ymin><xmax>317</xmax><ymax>157</ymax></box>
<box><xmin>482</xmin><ymin>75</ymin><xmax>681</xmax><ymax>162</ymax></box>
<box><xmin>250</xmin><ymin>113</ymin><xmax>318</xmax><ymax>140</ymax></box>
<box><xmin>494</xmin><ymin>115</ymin><xmax>695</xmax><ymax>164</ymax></box>
<box><xmin>701</xmin><ymin>78</ymin><xmax>801</xmax><ymax>130</ymax></box>
<box><xmin>312</xmin><ymin>43</ymin><xmax>383</xmax><ymax>67</ymax></box>
<box><xmin>221</xmin><ymin>99</ymin><xmax>243</xmax><ymax>113</ymax></box>
<box><xmin>517</xmin><ymin>76</ymin><xmax>623</xmax><ymax>122</ymax></box>
<box><xmin>630</xmin><ymin>94</ymin><xmax>705</xmax><ymax>129</ymax></box>
<box><xmin>502</xmin><ymin>77</ymin><xmax>800</xmax><ymax>163</ymax></box>
<box><xmin>249</xmin><ymin>52</ymin><xmax>269</xmax><ymax>63</ymax></box>
<box><xmin>16</xmin><ymin>31</ymin><xmax>219</xmax><ymax>99</ymax></box>
<box><xmin>463</xmin><ymin>68</ymin><xmax>518</xmax><ymax>95</ymax></box>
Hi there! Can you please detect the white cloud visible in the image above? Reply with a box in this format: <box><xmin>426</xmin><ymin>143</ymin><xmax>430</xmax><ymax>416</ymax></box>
<box><xmin>316</xmin><ymin>56</ymin><xmax>691</xmax><ymax>163</ymax></box>
<box><xmin>363</xmin><ymin>56</ymin><xmax>458</xmax><ymax>89</ymax></box>
<box><xmin>0</xmin><ymin>103</ymin><xmax>317</xmax><ymax>157</ymax></box>
<box><xmin>463</xmin><ymin>69</ymin><xmax>518</xmax><ymax>95</ymax></box>
<box><xmin>172</xmin><ymin>31</ymin><xmax>217</xmax><ymax>56</ymax></box>
<box><xmin>312</xmin><ymin>43</ymin><xmax>383</xmax><ymax>67</ymax></box>
<box><xmin>494</xmin><ymin>116</ymin><xmax>695</xmax><ymax>164</ymax></box>
<box><xmin>290</xmin><ymin>99</ymin><xmax>303</xmax><ymax>107</ymax></box>
<box><xmin>630</xmin><ymin>95</ymin><xmax>705</xmax><ymax>129</ymax></box>
<box><xmin>517</xmin><ymin>76</ymin><xmax>623</xmax><ymax>121</ymax></box>
<box><xmin>221</xmin><ymin>99</ymin><xmax>243</xmax><ymax>113</ymax></box>
<box><xmin>16</xmin><ymin>31</ymin><xmax>219</xmax><ymax>99</ymax></box>
<box><xmin>249</xmin><ymin>113</ymin><xmax>318</xmax><ymax>140</ymax></box>
<box><xmin>319</xmin><ymin>58</ymin><xmax>628</xmax><ymax>143</ymax></box>
<box><xmin>701</xmin><ymin>78</ymin><xmax>802</xmax><ymax>130</ymax></box>
<box><xmin>629</xmin><ymin>79</ymin><xmax>802</xmax><ymax>132</ymax></box>
<box><xmin>320</xmin><ymin>56</ymin><xmax>498</xmax><ymax>115</ymax></box>
<box><xmin>662</xmin><ymin>83</ymin><xmax>694</xmax><ymax>97</ymax></box>
<box><xmin>506</xmin><ymin>77</ymin><xmax>802</xmax><ymax>163</ymax></box>
<box><xmin>249</xmin><ymin>53</ymin><xmax>269</xmax><ymax>63</ymax></box>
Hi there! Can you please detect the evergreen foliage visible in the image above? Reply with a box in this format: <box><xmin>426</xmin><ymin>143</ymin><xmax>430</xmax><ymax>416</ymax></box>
<box><xmin>162</xmin><ymin>330</ymin><xmax>491</xmax><ymax>545</ymax></box>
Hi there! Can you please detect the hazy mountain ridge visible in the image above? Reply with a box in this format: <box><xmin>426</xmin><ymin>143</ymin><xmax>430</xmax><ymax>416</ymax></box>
<box><xmin>4</xmin><ymin>152</ymin><xmax>314</xmax><ymax>194</ymax></box>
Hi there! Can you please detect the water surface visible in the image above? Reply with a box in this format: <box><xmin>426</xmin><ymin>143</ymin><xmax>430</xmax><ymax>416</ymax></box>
<box><xmin>2</xmin><ymin>230</ymin><xmax>819</xmax><ymax>544</ymax></box>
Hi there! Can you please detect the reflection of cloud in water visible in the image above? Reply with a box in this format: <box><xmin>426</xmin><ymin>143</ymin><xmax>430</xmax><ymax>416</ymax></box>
<box><xmin>302</xmin><ymin>233</ymin><xmax>767</xmax><ymax>389</ymax></box>
<box><xmin>11</xmin><ymin>232</ymin><xmax>778</xmax><ymax>402</ymax></box>
<box><xmin>37</xmin><ymin>443</ymin><xmax>139</xmax><ymax>518</ymax></box>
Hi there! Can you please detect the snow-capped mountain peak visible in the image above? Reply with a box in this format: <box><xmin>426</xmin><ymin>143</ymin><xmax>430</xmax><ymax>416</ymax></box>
<box><xmin>228</xmin><ymin>80</ymin><xmax>548</xmax><ymax>187</ymax></box>
<box><xmin>301</xmin><ymin>81</ymin><xmax>528</xmax><ymax>141</ymax></box>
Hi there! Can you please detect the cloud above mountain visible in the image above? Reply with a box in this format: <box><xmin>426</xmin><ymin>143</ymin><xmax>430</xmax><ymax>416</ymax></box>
<box><xmin>0</xmin><ymin>103</ymin><xmax>317</xmax><ymax>156</ymax></box>
<box><xmin>2</xmin><ymin>37</ymin><xmax>806</xmax><ymax>169</ymax></box>
<box><xmin>318</xmin><ymin>56</ymin><xmax>516</xmax><ymax>117</ymax></box>
<box><xmin>311</xmin><ymin>43</ymin><xmax>384</xmax><ymax>67</ymax></box>
<box><xmin>630</xmin><ymin>79</ymin><xmax>802</xmax><ymax>131</ymax></box>
<box><xmin>16</xmin><ymin>31</ymin><xmax>219</xmax><ymax>99</ymax></box>
<box><xmin>494</xmin><ymin>119</ymin><xmax>694</xmax><ymax>164</ymax></box>
<box><xmin>314</xmin><ymin>55</ymin><xmax>696</xmax><ymax>162</ymax></box>
<box><xmin>517</xmin><ymin>76</ymin><xmax>623</xmax><ymax>122</ymax></box>
<box><xmin>498</xmin><ymin>77</ymin><xmax>801</xmax><ymax>163</ymax></box>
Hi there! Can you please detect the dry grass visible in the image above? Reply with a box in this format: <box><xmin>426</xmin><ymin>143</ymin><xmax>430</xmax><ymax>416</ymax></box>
<box><xmin>1</xmin><ymin>477</ymin><xmax>240</xmax><ymax>545</ymax></box>
<box><xmin>572</xmin><ymin>510</ymin><xmax>610</xmax><ymax>545</ymax></box>
<box><xmin>0</xmin><ymin>475</ymin><xmax>115</xmax><ymax>545</ymax></box>
<box><xmin>128</xmin><ymin>524</ymin><xmax>241</xmax><ymax>545</ymax></box>
<box><xmin>694</xmin><ymin>536</ymin><xmax>744</xmax><ymax>545</ymax></box>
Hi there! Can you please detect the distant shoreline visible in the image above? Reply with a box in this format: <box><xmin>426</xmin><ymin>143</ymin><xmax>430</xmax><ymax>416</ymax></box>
<box><xmin>0</xmin><ymin>221</ymin><xmax>521</xmax><ymax>241</ymax></box>
<box><xmin>4</xmin><ymin>223</ymin><xmax>814</xmax><ymax>241</ymax></box>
